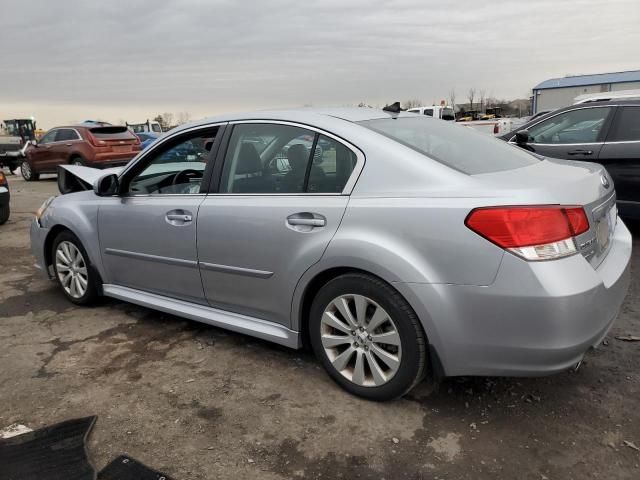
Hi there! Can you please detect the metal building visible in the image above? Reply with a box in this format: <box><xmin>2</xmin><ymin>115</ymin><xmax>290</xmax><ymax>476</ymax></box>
<box><xmin>532</xmin><ymin>70</ymin><xmax>640</xmax><ymax>113</ymax></box>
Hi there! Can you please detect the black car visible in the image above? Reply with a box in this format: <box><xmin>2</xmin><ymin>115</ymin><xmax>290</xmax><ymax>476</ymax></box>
<box><xmin>500</xmin><ymin>100</ymin><xmax>640</xmax><ymax>219</ymax></box>
<box><xmin>0</xmin><ymin>170</ymin><xmax>9</xmax><ymax>224</ymax></box>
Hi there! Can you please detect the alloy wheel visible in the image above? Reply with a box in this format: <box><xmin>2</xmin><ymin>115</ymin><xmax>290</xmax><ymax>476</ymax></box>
<box><xmin>21</xmin><ymin>161</ymin><xmax>31</xmax><ymax>179</ymax></box>
<box><xmin>320</xmin><ymin>294</ymin><xmax>402</xmax><ymax>387</ymax></box>
<box><xmin>55</xmin><ymin>241</ymin><xmax>89</xmax><ymax>299</ymax></box>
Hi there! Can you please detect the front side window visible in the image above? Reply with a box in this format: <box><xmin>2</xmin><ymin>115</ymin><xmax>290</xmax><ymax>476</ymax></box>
<box><xmin>608</xmin><ymin>107</ymin><xmax>640</xmax><ymax>142</ymax></box>
<box><xmin>152</xmin><ymin>124</ymin><xmax>162</xmax><ymax>133</ymax></box>
<box><xmin>127</xmin><ymin>128</ymin><xmax>217</xmax><ymax>195</ymax></box>
<box><xmin>527</xmin><ymin>107</ymin><xmax>612</xmax><ymax>144</ymax></box>
<box><xmin>220</xmin><ymin>124</ymin><xmax>357</xmax><ymax>194</ymax></box>
<box><xmin>39</xmin><ymin>130</ymin><xmax>57</xmax><ymax>144</ymax></box>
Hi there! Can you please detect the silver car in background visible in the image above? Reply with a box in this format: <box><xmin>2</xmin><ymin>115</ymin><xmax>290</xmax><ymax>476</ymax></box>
<box><xmin>31</xmin><ymin>108</ymin><xmax>632</xmax><ymax>400</ymax></box>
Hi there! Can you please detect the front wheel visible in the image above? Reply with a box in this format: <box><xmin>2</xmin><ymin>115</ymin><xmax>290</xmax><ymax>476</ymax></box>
<box><xmin>21</xmin><ymin>160</ymin><xmax>39</xmax><ymax>181</ymax></box>
<box><xmin>309</xmin><ymin>273</ymin><xmax>428</xmax><ymax>401</ymax></box>
<box><xmin>52</xmin><ymin>231</ymin><xmax>100</xmax><ymax>305</ymax></box>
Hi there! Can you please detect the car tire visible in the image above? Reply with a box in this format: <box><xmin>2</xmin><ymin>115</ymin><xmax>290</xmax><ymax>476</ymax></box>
<box><xmin>52</xmin><ymin>231</ymin><xmax>100</xmax><ymax>305</ymax></box>
<box><xmin>21</xmin><ymin>160</ymin><xmax>39</xmax><ymax>181</ymax></box>
<box><xmin>70</xmin><ymin>156</ymin><xmax>84</xmax><ymax>166</ymax></box>
<box><xmin>0</xmin><ymin>203</ymin><xmax>9</xmax><ymax>225</ymax></box>
<box><xmin>309</xmin><ymin>273</ymin><xmax>428</xmax><ymax>401</ymax></box>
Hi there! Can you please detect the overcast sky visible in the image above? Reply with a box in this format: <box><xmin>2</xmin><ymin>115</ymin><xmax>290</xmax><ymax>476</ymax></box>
<box><xmin>1</xmin><ymin>0</ymin><xmax>638</xmax><ymax>128</ymax></box>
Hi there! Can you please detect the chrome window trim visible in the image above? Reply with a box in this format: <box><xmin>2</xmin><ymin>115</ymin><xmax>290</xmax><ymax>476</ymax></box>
<box><xmin>508</xmin><ymin>104</ymin><xmax>615</xmax><ymax>144</ymax></box>
<box><xmin>603</xmin><ymin>140</ymin><xmax>640</xmax><ymax>145</ymax></box>
<box><xmin>221</xmin><ymin>119</ymin><xmax>366</xmax><ymax>196</ymax></box>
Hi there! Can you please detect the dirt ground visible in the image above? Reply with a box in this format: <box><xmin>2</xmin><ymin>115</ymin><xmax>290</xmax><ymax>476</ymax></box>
<box><xmin>1</xmin><ymin>172</ymin><xmax>639</xmax><ymax>479</ymax></box>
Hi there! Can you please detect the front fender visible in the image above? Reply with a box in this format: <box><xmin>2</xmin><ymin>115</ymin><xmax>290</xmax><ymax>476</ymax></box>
<box><xmin>39</xmin><ymin>191</ymin><xmax>105</xmax><ymax>280</ymax></box>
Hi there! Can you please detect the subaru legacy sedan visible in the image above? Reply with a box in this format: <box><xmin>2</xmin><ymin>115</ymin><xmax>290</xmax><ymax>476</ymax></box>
<box><xmin>31</xmin><ymin>108</ymin><xmax>631</xmax><ymax>400</ymax></box>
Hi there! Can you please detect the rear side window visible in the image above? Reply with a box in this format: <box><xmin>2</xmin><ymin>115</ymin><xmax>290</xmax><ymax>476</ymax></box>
<box><xmin>424</xmin><ymin>109</ymin><xmax>434</xmax><ymax>117</ymax></box>
<box><xmin>55</xmin><ymin>129</ymin><xmax>79</xmax><ymax>141</ymax></box>
<box><xmin>359</xmin><ymin>117</ymin><xmax>539</xmax><ymax>175</ymax></box>
<box><xmin>608</xmin><ymin>107</ymin><xmax>640</xmax><ymax>142</ymax></box>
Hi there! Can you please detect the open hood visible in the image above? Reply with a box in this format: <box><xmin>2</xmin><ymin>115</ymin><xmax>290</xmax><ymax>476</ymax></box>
<box><xmin>57</xmin><ymin>165</ymin><xmax>124</xmax><ymax>194</ymax></box>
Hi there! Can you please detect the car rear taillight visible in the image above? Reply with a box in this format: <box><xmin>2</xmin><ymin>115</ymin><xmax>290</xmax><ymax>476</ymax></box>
<box><xmin>86</xmin><ymin>131</ymin><xmax>106</xmax><ymax>147</ymax></box>
<box><xmin>493</xmin><ymin>124</ymin><xmax>499</xmax><ymax>134</ymax></box>
<box><xmin>465</xmin><ymin>206</ymin><xmax>589</xmax><ymax>261</ymax></box>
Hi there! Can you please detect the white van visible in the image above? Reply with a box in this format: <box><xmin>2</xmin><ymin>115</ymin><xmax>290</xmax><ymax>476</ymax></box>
<box><xmin>406</xmin><ymin>105</ymin><xmax>456</xmax><ymax>121</ymax></box>
<box><xmin>126</xmin><ymin>120</ymin><xmax>163</xmax><ymax>134</ymax></box>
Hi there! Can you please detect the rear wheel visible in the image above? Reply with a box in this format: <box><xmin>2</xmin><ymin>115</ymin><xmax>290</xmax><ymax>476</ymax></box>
<box><xmin>70</xmin><ymin>156</ymin><xmax>84</xmax><ymax>166</ymax></box>
<box><xmin>52</xmin><ymin>231</ymin><xmax>100</xmax><ymax>305</ymax></box>
<box><xmin>21</xmin><ymin>160</ymin><xmax>39</xmax><ymax>181</ymax></box>
<box><xmin>0</xmin><ymin>204</ymin><xmax>9</xmax><ymax>225</ymax></box>
<box><xmin>309</xmin><ymin>273</ymin><xmax>428</xmax><ymax>401</ymax></box>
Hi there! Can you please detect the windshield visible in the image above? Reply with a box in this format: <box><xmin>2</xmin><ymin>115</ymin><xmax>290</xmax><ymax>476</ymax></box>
<box><xmin>358</xmin><ymin>116</ymin><xmax>539</xmax><ymax>174</ymax></box>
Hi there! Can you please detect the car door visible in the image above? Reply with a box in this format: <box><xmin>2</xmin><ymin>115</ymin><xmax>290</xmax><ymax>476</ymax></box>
<box><xmin>197</xmin><ymin>122</ymin><xmax>362</xmax><ymax>326</ymax></box>
<box><xmin>98</xmin><ymin>124</ymin><xmax>224</xmax><ymax>304</ymax></box>
<box><xmin>517</xmin><ymin>106</ymin><xmax>614</xmax><ymax>161</ymax></box>
<box><xmin>50</xmin><ymin>128</ymin><xmax>81</xmax><ymax>166</ymax></box>
<box><xmin>598</xmin><ymin>105</ymin><xmax>640</xmax><ymax>214</ymax></box>
<box><xmin>30</xmin><ymin>129</ymin><xmax>58</xmax><ymax>171</ymax></box>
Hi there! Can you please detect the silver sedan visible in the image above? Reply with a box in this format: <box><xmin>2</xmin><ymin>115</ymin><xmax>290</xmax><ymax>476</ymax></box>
<box><xmin>31</xmin><ymin>108</ymin><xmax>632</xmax><ymax>400</ymax></box>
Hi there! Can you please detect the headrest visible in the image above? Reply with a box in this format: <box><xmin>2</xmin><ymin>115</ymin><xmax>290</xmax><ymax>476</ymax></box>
<box><xmin>287</xmin><ymin>144</ymin><xmax>308</xmax><ymax>171</ymax></box>
<box><xmin>235</xmin><ymin>142</ymin><xmax>262</xmax><ymax>174</ymax></box>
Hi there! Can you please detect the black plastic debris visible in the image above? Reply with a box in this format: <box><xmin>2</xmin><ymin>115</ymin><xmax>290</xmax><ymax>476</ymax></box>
<box><xmin>0</xmin><ymin>416</ymin><xmax>96</xmax><ymax>480</ymax></box>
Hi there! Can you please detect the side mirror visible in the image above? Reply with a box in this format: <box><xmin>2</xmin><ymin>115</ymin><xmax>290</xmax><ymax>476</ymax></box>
<box><xmin>515</xmin><ymin>129</ymin><xmax>530</xmax><ymax>145</ymax></box>
<box><xmin>31</xmin><ymin>139</ymin><xmax>38</xmax><ymax>147</ymax></box>
<box><xmin>93</xmin><ymin>173</ymin><xmax>119</xmax><ymax>196</ymax></box>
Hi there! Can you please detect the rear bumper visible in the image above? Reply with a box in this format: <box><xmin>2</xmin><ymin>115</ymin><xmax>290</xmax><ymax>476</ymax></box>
<box><xmin>89</xmin><ymin>152</ymin><xmax>138</xmax><ymax>168</ymax></box>
<box><xmin>398</xmin><ymin>219</ymin><xmax>632</xmax><ymax>377</ymax></box>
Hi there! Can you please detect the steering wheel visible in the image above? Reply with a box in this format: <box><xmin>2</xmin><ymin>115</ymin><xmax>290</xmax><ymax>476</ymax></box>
<box><xmin>172</xmin><ymin>169</ymin><xmax>202</xmax><ymax>186</ymax></box>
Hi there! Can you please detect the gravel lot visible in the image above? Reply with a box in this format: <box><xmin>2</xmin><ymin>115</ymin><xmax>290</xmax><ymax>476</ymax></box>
<box><xmin>1</xmin><ymin>172</ymin><xmax>639</xmax><ymax>479</ymax></box>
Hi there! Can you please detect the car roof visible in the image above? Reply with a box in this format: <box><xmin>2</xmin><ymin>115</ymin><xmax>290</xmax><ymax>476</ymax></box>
<box><xmin>167</xmin><ymin>107</ymin><xmax>416</xmax><ymax>135</ymax></box>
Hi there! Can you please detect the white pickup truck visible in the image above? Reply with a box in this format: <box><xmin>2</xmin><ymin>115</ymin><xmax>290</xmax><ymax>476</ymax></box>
<box><xmin>457</xmin><ymin>117</ymin><xmax>514</xmax><ymax>136</ymax></box>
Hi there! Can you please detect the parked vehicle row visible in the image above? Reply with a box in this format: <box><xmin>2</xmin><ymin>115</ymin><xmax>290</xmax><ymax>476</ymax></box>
<box><xmin>21</xmin><ymin>125</ymin><xmax>141</xmax><ymax>181</ymax></box>
<box><xmin>31</xmin><ymin>107</ymin><xmax>631</xmax><ymax>400</ymax></box>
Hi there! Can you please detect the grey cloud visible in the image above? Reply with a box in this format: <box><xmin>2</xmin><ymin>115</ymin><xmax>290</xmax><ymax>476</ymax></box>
<box><xmin>1</xmin><ymin>0</ymin><xmax>638</xmax><ymax>126</ymax></box>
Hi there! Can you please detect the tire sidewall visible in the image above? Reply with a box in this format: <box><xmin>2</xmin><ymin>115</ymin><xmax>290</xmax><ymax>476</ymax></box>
<box><xmin>52</xmin><ymin>231</ymin><xmax>99</xmax><ymax>305</ymax></box>
<box><xmin>309</xmin><ymin>274</ymin><xmax>426</xmax><ymax>401</ymax></box>
<box><xmin>21</xmin><ymin>160</ymin><xmax>37</xmax><ymax>181</ymax></box>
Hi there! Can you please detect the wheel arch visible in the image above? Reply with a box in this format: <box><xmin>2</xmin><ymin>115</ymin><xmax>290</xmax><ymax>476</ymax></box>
<box><xmin>293</xmin><ymin>264</ymin><xmax>446</xmax><ymax>380</ymax></box>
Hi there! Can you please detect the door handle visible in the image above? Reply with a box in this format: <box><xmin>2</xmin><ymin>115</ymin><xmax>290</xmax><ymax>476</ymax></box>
<box><xmin>65</xmin><ymin>143</ymin><xmax>72</xmax><ymax>146</ymax></box>
<box><xmin>167</xmin><ymin>214</ymin><xmax>192</xmax><ymax>222</ymax></box>
<box><xmin>568</xmin><ymin>149</ymin><xmax>593</xmax><ymax>155</ymax></box>
<box><xmin>287</xmin><ymin>213</ymin><xmax>326</xmax><ymax>228</ymax></box>
<box><xmin>288</xmin><ymin>218</ymin><xmax>326</xmax><ymax>227</ymax></box>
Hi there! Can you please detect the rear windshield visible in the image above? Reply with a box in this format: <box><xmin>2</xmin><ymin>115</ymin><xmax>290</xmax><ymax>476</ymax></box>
<box><xmin>441</xmin><ymin>108</ymin><xmax>455</xmax><ymax>121</ymax></box>
<box><xmin>358</xmin><ymin>116</ymin><xmax>539</xmax><ymax>174</ymax></box>
<box><xmin>89</xmin><ymin>126</ymin><xmax>136</xmax><ymax>139</ymax></box>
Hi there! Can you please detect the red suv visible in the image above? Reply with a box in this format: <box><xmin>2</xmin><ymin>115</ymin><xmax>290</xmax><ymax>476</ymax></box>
<box><xmin>21</xmin><ymin>125</ymin><xmax>141</xmax><ymax>181</ymax></box>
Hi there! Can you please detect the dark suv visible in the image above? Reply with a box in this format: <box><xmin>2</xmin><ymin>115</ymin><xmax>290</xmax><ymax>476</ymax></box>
<box><xmin>500</xmin><ymin>100</ymin><xmax>640</xmax><ymax>219</ymax></box>
<box><xmin>22</xmin><ymin>125</ymin><xmax>141</xmax><ymax>181</ymax></box>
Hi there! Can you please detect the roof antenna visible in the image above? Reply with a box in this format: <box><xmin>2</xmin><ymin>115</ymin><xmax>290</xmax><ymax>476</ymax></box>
<box><xmin>382</xmin><ymin>101</ymin><xmax>402</xmax><ymax>113</ymax></box>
